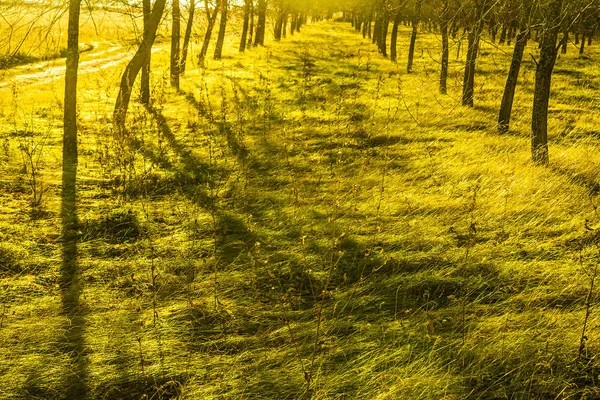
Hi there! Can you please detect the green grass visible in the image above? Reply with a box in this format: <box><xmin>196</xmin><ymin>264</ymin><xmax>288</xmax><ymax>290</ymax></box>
<box><xmin>2</xmin><ymin>16</ymin><xmax>600</xmax><ymax>399</ymax></box>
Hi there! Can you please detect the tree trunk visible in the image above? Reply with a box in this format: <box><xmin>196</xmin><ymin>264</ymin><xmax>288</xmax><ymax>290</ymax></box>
<box><xmin>254</xmin><ymin>0</ymin><xmax>266</xmax><ymax>46</ymax></box>
<box><xmin>499</xmin><ymin>24</ymin><xmax>507</xmax><ymax>45</ymax></box>
<box><xmin>498</xmin><ymin>1</ymin><xmax>532</xmax><ymax>133</ymax></box>
<box><xmin>407</xmin><ymin>0</ymin><xmax>422</xmax><ymax>73</ymax></box>
<box><xmin>362</xmin><ymin>15</ymin><xmax>370</xmax><ymax>38</ymax></box>
<box><xmin>531</xmin><ymin>0</ymin><xmax>563</xmax><ymax>165</ymax></box>
<box><xmin>507</xmin><ymin>24</ymin><xmax>514</xmax><ymax>46</ymax></box>
<box><xmin>439</xmin><ymin>1</ymin><xmax>449</xmax><ymax>94</ymax></box>
<box><xmin>380</xmin><ymin>11</ymin><xmax>389</xmax><ymax>57</ymax></box>
<box><xmin>561</xmin><ymin>30</ymin><xmax>568</xmax><ymax>54</ymax></box>
<box><xmin>274</xmin><ymin>12</ymin><xmax>284</xmax><ymax>41</ymax></box>
<box><xmin>213</xmin><ymin>0</ymin><xmax>228</xmax><ymax>59</ymax></box>
<box><xmin>390</xmin><ymin>10</ymin><xmax>402</xmax><ymax>62</ymax></box>
<box><xmin>247</xmin><ymin>0</ymin><xmax>254</xmax><ymax>46</ymax></box>
<box><xmin>372</xmin><ymin>13</ymin><xmax>380</xmax><ymax>45</ymax></box>
<box><xmin>62</xmin><ymin>1</ymin><xmax>83</xmax><ymax>395</ymax></box>
<box><xmin>170</xmin><ymin>0</ymin><xmax>180</xmax><ymax>89</ymax></box>
<box><xmin>198</xmin><ymin>0</ymin><xmax>219</xmax><ymax>65</ymax></box>
<box><xmin>113</xmin><ymin>0</ymin><xmax>167</xmax><ymax>135</ymax></box>
<box><xmin>282</xmin><ymin>13</ymin><xmax>288</xmax><ymax>38</ymax></box>
<box><xmin>579</xmin><ymin>19</ymin><xmax>586</xmax><ymax>55</ymax></box>
<box><xmin>64</xmin><ymin>0</ymin><xmax>80</xmax><ymax>174</ymax></box>
<box><xmin>180</xmin><ymin>0</ymin><xmax>195</xmax><ymax>74</ymax></box>
<box><xmin>240</xmin><ymin>0</ymin><xmax>250</xmax><ymax>52</ymax></box>
<box><xmin>291</xmin><ymin>14</ymin><xmax>296</xmax><ymax>34</ymax></box>
<box><xmin>140</xmin><ymin>0</ymin><xmax>151</xmax><ymax>104</ymax></box>
<box><xmin>462</xmin><ymin>19</ymin><xmax>483</xmax><ymax>107</ymax></box>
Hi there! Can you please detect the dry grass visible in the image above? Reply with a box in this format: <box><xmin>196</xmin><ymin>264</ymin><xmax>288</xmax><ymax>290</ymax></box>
<box><xmin>1</xmin><ymin>12</ymin><xmax>600</xmax><ymax>399</ymax></box>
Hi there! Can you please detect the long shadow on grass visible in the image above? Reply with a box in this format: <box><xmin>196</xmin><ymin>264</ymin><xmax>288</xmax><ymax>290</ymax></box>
<box><xmin>59</xmin><ymin>160</ymin><xmax>89</xmax><ymax>398</ymax></box>
<box><xmin>178</xmin><ymin>89</ymin><xmax>249</xmax><ymax>162</ymax></box>
<box><xmin>142</xmin><ymin>103</ymin><xmax>255</xmax><ymax>265</ymax></box>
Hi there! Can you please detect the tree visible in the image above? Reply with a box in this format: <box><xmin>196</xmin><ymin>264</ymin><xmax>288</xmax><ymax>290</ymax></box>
<box><xmin>198</xmin><ymin>0</ymin><xmax>220</xmax><ymax>65</ymax></box>
<box><xmin>64</xmin><ymin>0</ymin><xmax>81</xmax><ymax>174</ymax></box>
<box><xmin>389</xmin><ymin>4</ymin><xmax>403</xmax><ymax>62</ymax></box>
<box><xmin>439</xmin><ymin>0</ymin><xmax>450</xmax><ymax>93</ymax></box>
<box><xmin>462</xmin><ymin>0</ymin><xmax>489</xmax><ymax>107</ymax></box>
<box><xmin>407</xmin><ymin>0</ymin><xmax>423</xmax><ymax>73</ymax></box>
<box><xmin>531</xmin><ymin>0</ymin><xmax>564</xmax><ymax>164</ymax></box>
<box><xmin>248</xmin><ymin>0</ymin><xmax>256</xmax><ymax>45</ymax></box>
<box><xmin>254</xmin><ymin>0</ymin><xmax>267</xmax><ymax>45</ymax></box>
<box><xmin>497</xmin><ymin>0</ymin><xmax>532</xmax><ymax>133</ymax></box>
<box><xmin>240</xmin><ymin>0</ymin><xmax>252</xmax><ymax>51</ymax></box>
<box><xmin>113</xmin><ymin>0</ymin><xmax>167</xmax><ymax>134</ymax></box>
<box><xmin>141</xmin><ymin>0</ymin><xmax>151</xmax><ymax>104</ymax></box>
<box><xmin>214</xmin><ymin>0</ymin><xmax>228</xmax><ymax>59</ymax></box>
<box><xmin>180</xmin><ymin>0</ymin><xmax>196</xmax><ymax>74</ymax></box>
<box><xmin>170</xmin><ymin>0</ymin><xmax>181</xmax><ymax>89</ymax></box>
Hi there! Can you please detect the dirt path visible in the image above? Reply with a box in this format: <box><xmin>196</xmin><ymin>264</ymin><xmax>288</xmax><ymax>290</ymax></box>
<box><xmin>0</xmin><ymin>42</ymin><xmax>167</xmax><ymax>89</ymax></box>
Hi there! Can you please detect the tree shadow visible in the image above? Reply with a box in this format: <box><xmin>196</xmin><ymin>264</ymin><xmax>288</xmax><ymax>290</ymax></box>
<box><xmin>141</xmin><ymin>103</ymin><xmax>254</xmax><ymax>265</ymax></box>
<box><xmin>59</xmin><ymin>160</ymin><xmax>89</xmax><ymax>398</ymax></box>
<box><xmin>177</xmin><ymin>89</ymin><xmax>249</xmax><ymax>162</ymax></box>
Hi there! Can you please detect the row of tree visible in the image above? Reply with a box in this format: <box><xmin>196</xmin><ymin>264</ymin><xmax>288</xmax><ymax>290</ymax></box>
<box><xmin>113</xmin><ymin>0</ymin><xmax>319</xmax><ymax>136</ymax></box>
<box><xmin>344</xmin><ymin>0</ymin><xmax>599</xmax><ymax>165</ymax></box>
<box><xmin>59</xmin><ymin>0</ymin><xmax>328</xmax><ymax>275</ymax></box>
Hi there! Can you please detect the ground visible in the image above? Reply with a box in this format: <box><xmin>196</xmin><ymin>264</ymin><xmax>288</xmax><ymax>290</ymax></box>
<box><xmin>2</xmin><ymin>15</ymin><xmax>600</xmax><ymax>400</ymax></box>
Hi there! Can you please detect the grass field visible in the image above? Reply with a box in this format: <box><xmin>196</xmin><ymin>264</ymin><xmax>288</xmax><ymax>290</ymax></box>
<box><xmin>2</xmin><ymin>14</ymin><xmax>600</xmax><ymax>399</ymax></box>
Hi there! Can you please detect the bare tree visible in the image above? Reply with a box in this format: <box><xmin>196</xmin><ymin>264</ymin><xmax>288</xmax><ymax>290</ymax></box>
<box><xmin>181</xmin><ymin>0</ymin><xmax>196</xmax><ymax>74</ymax></box>
<box><xmin>198</xmin><ymin>0</ymin><xmax>220</xmax><ymax>65</ymax></box>
<box><xmin>140</xmin><ymin>0</ymin><xmax>151</xmax><ymax>104</ymax></box>
<box><xmin>254</xmin><ymin>0</ymin><xmax>267</xmax><ymax>46</ymax></box>
<box><xmin>497</xmin><ymin>0</ymin><xmax>532</xmax><ymax>133</ymax></box>
<box><xmin>113</xmin><ymin>0</ymin><xmax>167</xmax><ymax>134</ymax></box>
<box><xmin>439</xmin><ymin>0</ymin><xmax>449</xmax><ymax>93</ymax></box>
<box><xmin>171</xmin><ymin>0</ymin><xmax>181</xmax><ymax>89</ymax></box>
<box><xmin>531</xmin><ymin>0</ymin><xmax>564</xmax><ymax>164</ymax></box>
<box><xmin>214</xmin><ymin>0</ymin><xmax>228</xmax><ymax>59</ymax></box>
<box><xmin>407</xmin><ymin>0</ymin><xmax>423</xmax><ymax>72</ymax></box>
<box><xmin>240</xmin><ymin>0</ymin><xmax>252</xmax><ymax>51</ymax></box>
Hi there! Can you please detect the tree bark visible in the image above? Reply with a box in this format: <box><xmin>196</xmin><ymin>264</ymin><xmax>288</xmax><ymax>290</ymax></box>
<box><xmin>180</xmin><ymin>0</ymin><xmax>195</xmax><ymax>74</ymax></box>
<box><xmin>140</xmin><ymin>0</ymin><xmax>151</xmax><ymax>104</ymax></box>
<box><xmin>380</xmin><ymin>10</ymin><xmax>389</xmax><ymax>57</ymax></box>
<box><xmin>390</xmin><ymin>10</ymin><xmax>402</xmax><ymax>62</ymax></box>
<box><xmin>198</xmin><ymin>0</ymin><xmax>219</xmax><ymax>65</ymax></box>
<box><xmin>213</xmin><ymin>0</ymin><xmax>228</xmax><ymax>59</ymax></box>
<box><xmin>439</xmin><ymin>0</ymin><xmax>449</xmax><ymax>94</ymax></box>
<box><xmin>499</xmin><ymin>24</ymin><xmax>506</xmax><ymax>45</ymax></box>
<box><xmin>462</xmin><ymin>18</ymin><xmax>483</xmax><ymax>107</ymax></box>
<box><xmin>113</xmin><ymin>0</ymin><xmax>167</xmax><ymax>135</ymax></box>
<box><xmin>531</xmin><ymin>0</ymin><xmax>563</xmax><ymax>165</ymax></box>
<box><xmin>248</xmin><ymin>0</ymin><xmax>254</xmax><ymax>46</ymax></box>
<box><xmin>64</xmin><ymin>0</ymin><xmax>81</xmax><ymax>173</ymax></box>
<box><xmin>170</xmin><ymin>0</ymin><xmax>181</xmax><ymax>89</ymax></box>
<box><xmin>62</xmin><ymin>2</ymin><xmax>84</xmax><ymax>395</ymax></box>
<box><xmin>498</xmin><ymin>1</ymin><xmax>532</xmax><ymax>133</ymax></box>
<box><xmin>254</xmin><ymin>0</ymin><xmax>266</xmax><ymax>46</ymax></box>
<box><xmin>240</xmin><ymin>0</ymin><xmax>251</xmax><ymax>51</ymax></box>
<box><xmin>274</xmin><ymin>13</ymin><xmax>284</xmax><ymax>40</ymax></box>
<box><xmin>407</xmin><ymin>0</ymin><xmax>422</xmax><ymax>73</ymax></box>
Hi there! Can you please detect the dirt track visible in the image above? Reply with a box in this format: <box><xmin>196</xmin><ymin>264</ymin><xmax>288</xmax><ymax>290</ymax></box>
<box><xmin>0</xmin><ymin>42</ymin><xmax>167</xmax><ymax>89</ymax></box>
